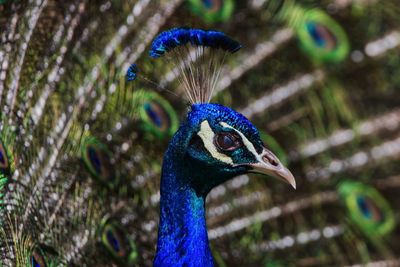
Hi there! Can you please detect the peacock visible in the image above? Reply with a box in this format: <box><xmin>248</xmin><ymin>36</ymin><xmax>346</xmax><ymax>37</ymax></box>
<box><xmin>147</xmin><ymin>28</ymin><xmax>295</xmax><ymax>266</ymax></box>
<box><xmin>1</xmin><ymin>0</ymin><xmax>400</xmax><ymax>266</ymax></box>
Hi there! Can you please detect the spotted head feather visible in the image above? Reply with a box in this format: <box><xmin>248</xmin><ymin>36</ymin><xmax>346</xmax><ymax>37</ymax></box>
<box><xmin>150</xmin><ymin>27</ymin><xmax>242</xmax><ymax>104</ymax></box>
<box><xmin>126</xmin><ymin>64</ymin><xmax>138</xmax><ymax>82</ymax></box>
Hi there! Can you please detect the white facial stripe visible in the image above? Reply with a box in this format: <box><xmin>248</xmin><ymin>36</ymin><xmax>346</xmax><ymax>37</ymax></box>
<box><xmin>198</xmin><ymin>121</ymin><xmax>233</xmax><ymax>165</ymax></box>
<box><xmin>220</xmin><ymin>122</ymin><xmax>263</xmax><ymax>163</ymax></box>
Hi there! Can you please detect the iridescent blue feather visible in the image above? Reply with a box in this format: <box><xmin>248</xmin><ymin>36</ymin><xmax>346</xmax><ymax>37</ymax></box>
<box><xmin>126</xmin><ymin>64</ymin><xmax>138</xmax><ymax>81</ymax></box>
<box><xmin>149</xmin><ymin>28</ymin><xmax>242</xmax><ymax>58</ymax></box>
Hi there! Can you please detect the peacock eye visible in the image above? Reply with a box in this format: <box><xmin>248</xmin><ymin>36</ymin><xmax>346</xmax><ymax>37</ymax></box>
<box><xmin>214</xmin><ymin>132</ymin><xmax>242</xmax><ymax>152</ymax></box>
<box><xmin>101</xmin><ymin>222</ymin><xmax>131</xmax><ymax>259</ymax></box>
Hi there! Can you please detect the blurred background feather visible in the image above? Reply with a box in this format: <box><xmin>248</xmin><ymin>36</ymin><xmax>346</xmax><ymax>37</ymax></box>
<box><xmin>1</xmin><ymin>0</ymin><xmax>400</xmax><ymax>266</ymax></box>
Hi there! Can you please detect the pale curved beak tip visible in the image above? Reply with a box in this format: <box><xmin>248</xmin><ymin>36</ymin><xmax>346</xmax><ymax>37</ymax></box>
<box><xmin>248</xmin><ymin>147</ymin><xmax>297</xmax><ymax>190</ymax></box>
<box><xmin>275</xmin><ymin>166</ymin><xmax>297</xmax><ymax>190</ymax></box>
<box><xmin>287</xmin><ymin>173</ymin><xmax>297</xmax><ymax>190</ymax></box>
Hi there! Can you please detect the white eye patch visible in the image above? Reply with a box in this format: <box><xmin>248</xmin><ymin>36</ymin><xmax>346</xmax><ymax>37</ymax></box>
<box><xmin>197</xmin><ymin>120</ymin><xmax>233</xmax><ymax>165</ymax></box>
<box><xmin>219</xmin><ymin>122</ymin><xmax>263</xmax><ymax>163</ymax></box>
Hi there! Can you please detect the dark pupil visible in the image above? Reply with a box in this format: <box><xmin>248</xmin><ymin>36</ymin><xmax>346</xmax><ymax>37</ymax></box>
<box><xmin>306</xmin><ymin>22</ymin><xmax>337</xmax><ymax>49</ymax></box>
<box><xmin>88</xmin><ymin>147</ymin><xmax>102</xmax><ymax>174</ymax></box>
<box><xmin>357</xmin><ymin>196</ymin><xmax>371</xmax><ymax>218</ymax></box>
<box><xmin>107</xmin><ymin>230</ymin><xmax>121</xmax><ymax>252</ymax></box>
<box><xmin>144</xmin><ymin>101</ymin><xmax>171</xmax><ymax>131</ymax></box>
<box><xmin>222</xmin><ymin>135</ymin><xmax>234</xmax><ymax>147</ymax></box>
<box><xmin>357</xmin><ymin>196</ymin><xmax>383</xmax><ymax>222</ymax></box>
<box><xmin>307</xmin><ymin>22</ymin><xmax>324</xmax><ymax>46</ymax></box>
<box><xmin>217</xmin><ymin>134</ymin><xmax>237</xmax><ymax>150</ymax></box>
<box><xmin>145</xmin><ymin>102</ymin><xmax>162</xmax><ymax>127</ymax></box>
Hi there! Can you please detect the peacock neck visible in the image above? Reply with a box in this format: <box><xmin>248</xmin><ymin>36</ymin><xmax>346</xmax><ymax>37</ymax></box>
<box><xmin>154</xmin><ymin>128</ymin><xmax>214</xmax><ymax>267</ymax></box>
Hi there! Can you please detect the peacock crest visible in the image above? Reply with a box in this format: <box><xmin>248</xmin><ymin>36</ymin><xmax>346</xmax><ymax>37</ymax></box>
<box><xmin>149</xmin><ymin>27</ymin><xmax>241</xmax><ymax>104</ymax></box>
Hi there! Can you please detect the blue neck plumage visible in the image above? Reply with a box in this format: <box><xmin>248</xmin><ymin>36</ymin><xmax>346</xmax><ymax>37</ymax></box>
<box><xmin>154</xmin><ymin>119</ymin><xmax>214</xmax><ymax>267</ymax></box>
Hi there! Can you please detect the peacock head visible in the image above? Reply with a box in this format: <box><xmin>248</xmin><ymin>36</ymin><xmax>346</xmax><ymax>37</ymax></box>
<box><xmin>150</xmin><ymin>28</ymin><xmax>296</xmax><ymax>196</ymax></box>
<box><xmin>174</xmin><ymin>103</ymin><xmax>296</xmax><ymax>196</ymax></box>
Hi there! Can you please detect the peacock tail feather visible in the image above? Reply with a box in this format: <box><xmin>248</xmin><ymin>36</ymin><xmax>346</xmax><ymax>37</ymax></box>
<box><xmin>1</xmin><ymin>0</ymin><xmax>400</xmax><ymax>266</ymax></box>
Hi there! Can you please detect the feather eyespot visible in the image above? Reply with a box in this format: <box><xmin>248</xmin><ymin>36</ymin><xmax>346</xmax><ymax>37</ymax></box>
<box><xmin>295</xmin><ymin>9</ymin><xmax>349</xmax><ymax>63</ymax></box>
<box><xmin>339</xmin><ymin>181</ymin><xmax>395</xmax><ymax>237</ymax></box>
<box><xmin>81</xmin><ymin>137</ymin><xmax>115</xmax><ymax>185</ymax></box>
<box><xmin>103</xmin><ymin>224</ymin><xmax>127</xmax><ymax>257</ymax></box>
<box><xmin>133</xmin><ymin>90</ymin><xmax>179</xmax><ymax>138</ymax></box>
<box><xmin>106</xmin><ymin>229</ymin><xmax>124</xmax><ymax>256</ymax></box>
<box><xmin>144</xmin><ymin>101</ymin><xmax>171</xmax><ymax>131</ymax></box>
<box><xmin>214</xmin><ymin>132</ymin><xmax>242</xmax><ymax>152</ymax></box>
<box><xmin>101</xmin><ymin>221</ymin><xmax>138</xmax><ymax>264</ymax></box>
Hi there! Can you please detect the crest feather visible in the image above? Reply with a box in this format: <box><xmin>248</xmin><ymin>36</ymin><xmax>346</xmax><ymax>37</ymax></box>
<box><xmin>150</xmin><ymin>28</ymin><xmax>242</xmax><ymax>104</ymax></box>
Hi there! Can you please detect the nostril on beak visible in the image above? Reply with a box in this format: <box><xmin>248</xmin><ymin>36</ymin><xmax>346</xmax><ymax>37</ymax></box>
<box><xmin>262</xmin><ymin>153</ymin><xmax>278</xmax><ymax>166</ymax></box>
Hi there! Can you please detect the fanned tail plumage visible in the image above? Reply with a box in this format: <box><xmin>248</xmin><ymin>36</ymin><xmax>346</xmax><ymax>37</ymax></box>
<box><xmin>1</xmin><ymin>0</ymin><xmax>400</xmax><ymax>266</ymax></box>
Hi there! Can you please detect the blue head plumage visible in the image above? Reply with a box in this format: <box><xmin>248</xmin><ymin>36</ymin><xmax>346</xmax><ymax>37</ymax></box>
<box><xmin>165</xmin><ymin>103</ymin><xmax>295</xmax><ymax>196</ymax></box>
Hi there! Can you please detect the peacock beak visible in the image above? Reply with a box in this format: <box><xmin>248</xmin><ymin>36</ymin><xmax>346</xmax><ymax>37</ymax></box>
<box><xmin>249</xmin><ymin>147</ymin><xmax>296</xmax><ymax>189</ymax></box>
